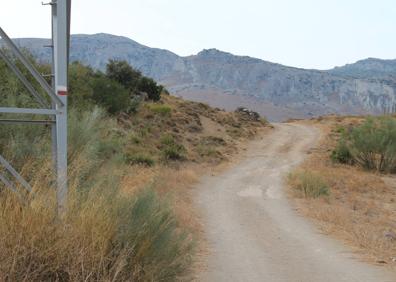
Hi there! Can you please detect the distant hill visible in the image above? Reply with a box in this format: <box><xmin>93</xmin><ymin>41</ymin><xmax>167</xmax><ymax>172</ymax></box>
<box><xmin>329</xmin><ymin>58</ymin><xmax>396</xmax><ymax>79</ymax></box>
<box><xmin>5</xmin><ymin>33</ymin><xmax>396</xmax><ymax>121</ymax></box>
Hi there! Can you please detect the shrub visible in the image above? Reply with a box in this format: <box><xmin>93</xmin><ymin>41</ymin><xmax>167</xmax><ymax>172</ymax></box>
<box><xmin>66</xmin><ymin>107</ymin><xmax>127</xmax><ymax>189</ymax></box>
<box><xmin>0</xmin><ymin>186</ymin><xmax>194</xmax><ymax>281</ymax></box>
<box><xmin>0</xmin><ymin>107</ymin><xmax>123</xmax><ymax>190</ymax></box>
<box><xmin>332</xmin><ymin>117</ymin><xmax>396</xmax><ymax>173</ymax></box>
<box><xmin>91</xmin><ymin>76</ymin><xmax>130</xmax><ymax>114</ymax></box>
<box><xmin>68</xmin><ymin>62</ymin><xmax>96</xmax><ymax>109</ymax></box>
<box><xmin>162</xmin><ymin>145</ymin><xmax>186</xmax><ymax>160</ymax></box>
<box><xmin>106</xmin><ymin>60</ymin><xmax>142</xmax><ymax>91</ymax></box>
<box><xmin>138</xmin><ymin>77</ymin><xmax>162</xmax><ymax>101</ymax></box>
<box><xmin>331</xmin><ymin>140</ymin><xmax>353</xmax><ymax>164</ymax></box>
<box><xmin>126</xmin><ymin>153</ymin><xmax>155</xmax><ymax>167</ymax></box>
<box><xmin>0</xmin><ymin>108</ymin><xmax>194</xmax><ymax>281</ymax></box>
<box><xmin>0</xmin><ymin>52</ymin><xmax>166</xmax><ymax>116</ymax></box>
<box><xmin>105</xmin><ymin>60</ymin><xmax>165</xmax><ymax>102</ymax></box>
<box><xmin>160</xmin><ymin>135</ymin><xmax>186</xmax><ymax>161</ymax></box>
<box><xmin>289</xmin><ymin>171</ymin><xmax>330</xmax><ymax>198</ymax></box>
<box><xmin>115</xmin><ymin>189</ymin><xmax>194</xmax><ymax>280</ymax></box>
<box><xmin>129</xmin><ymin>95</ymin><xmax>143</xmax><ymax>113</ymax></box>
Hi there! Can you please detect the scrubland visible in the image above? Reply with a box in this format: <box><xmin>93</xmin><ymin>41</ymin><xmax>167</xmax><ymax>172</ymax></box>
<box><xmin>0</xmin><ymin>56</ymin><xmax>266</xmax><ymax>280</ymax></box>
<box><xmin>288</xmin><ymin>115</ymin><xmax>396</xmax><ymax>266</ymax></box>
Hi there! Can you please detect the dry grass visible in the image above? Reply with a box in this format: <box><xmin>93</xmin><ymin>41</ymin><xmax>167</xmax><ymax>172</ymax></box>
<box><xmin>288</xmin><ymin>170</ymin><xmax>330</xmax><ymax>198</ymax></box>
<box><xmin>0</xmin><ymin>178</ymin><xmax>195</xmax><ymax>281</ymax></box>
<box><xmin>289</xmin><ymin>117</ymin><xmax>396</xmax><ymax>266</ymax></box>
<box><xmin>120</xmin><ymin>95</ymin><xmax>267</xmax><ymax>166</ymax></box>
<box><xmin>0</xmin><ymin>95</ymin><xmax>267</xmax><ymax>280</ymax></box>
<box><xmin>120</xmin><ymin>165</ymin><xmax>201</xmax><ymax>233</ymax></box>
<box><xmin>0</xmin><ymin>107</ymin><xmax>198</xmax><ymax>281</ymax></box>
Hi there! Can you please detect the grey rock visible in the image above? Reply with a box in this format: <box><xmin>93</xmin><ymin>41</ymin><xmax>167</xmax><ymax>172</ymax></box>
<box><xmin>5</xmin><ymin>33</ymin><xmax>396</xmax><ymax>121</ymax></box>
<box><xmin>235</xmin><ymin>107</ymin><xmax>261</xmax><ymax>121</ymax></box>
<box><xmin>384</xmin><ymin>231</ymin><xmax>396</xmax><ymax>241</ymax></box>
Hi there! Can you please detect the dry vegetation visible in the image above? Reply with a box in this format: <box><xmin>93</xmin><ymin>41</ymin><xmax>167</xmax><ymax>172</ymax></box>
<box><xmin>121</xmin><ymin>95</ymin><xmax>266</xmax><ymax>166</ymax></box>
<box><xmin>0</xmin><ymin>94</ymin><xmax>267</xmax><ymax>281</ymax></box>
<box><xmin>0</xmin><ymin>54</ymin><xmax>267</xmax><ymax>280</ymax></box>
<box><xmin>288</xmin><ymin>116</ymin><xmax>396</xmax><ymax>267</ymax></box>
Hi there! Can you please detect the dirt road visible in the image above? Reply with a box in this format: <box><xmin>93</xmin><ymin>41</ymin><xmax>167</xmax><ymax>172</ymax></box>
<box><xmin>195</xmin><ymin>123</ymin><xmax>395</xmax><ymax>282</ymax></box>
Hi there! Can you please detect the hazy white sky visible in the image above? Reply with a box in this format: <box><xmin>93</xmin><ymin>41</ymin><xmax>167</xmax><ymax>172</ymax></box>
<box><xmin>1</xmin><ymin>0</ymin><xmax>395</xmax><ymax>69</ymax></box>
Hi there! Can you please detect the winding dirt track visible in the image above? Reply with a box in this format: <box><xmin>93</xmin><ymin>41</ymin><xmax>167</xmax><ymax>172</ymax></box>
<box><xmin>195</xmin><ymin>123</ymin><xmax>395</xmax><ymax>282</ymax></box>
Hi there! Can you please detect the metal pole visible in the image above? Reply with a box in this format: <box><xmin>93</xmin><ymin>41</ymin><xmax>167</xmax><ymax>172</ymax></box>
<box><xmin>0</xmin><ymin>1</ymin><xmax>70</xmax><ymax>201</ymax></box>
<box><xmin>50</xmin><ymin>1</ymin><xmax>58</xmax><ymax>183</ymax></box>
<box><xmin>0</xmin><ymin>154</ymin><xmax>32</xmax><ymax>192</ymax></box>
<box><xmin>0</xmin><ymin>119</ymin><xmax>54</xmax><ymax>125</ymax></box>
<box><xmin>0</xmin><ymin>49</ymin><xmax>49</xmax><ymax>108</ymax></box>
<box><xmin>0</xmin><ymin>27</ymin><xmax>64</xmax><ymax>107</ymax></box>
<box><xmin>53</xmin><ymin>0</ymin><xmax>69</xmax><ymax>215</ymax></box>
<box><xmin>0</xmin><ymin>107</ymin><xmax>58</xmax><ymax>115</ymax></box>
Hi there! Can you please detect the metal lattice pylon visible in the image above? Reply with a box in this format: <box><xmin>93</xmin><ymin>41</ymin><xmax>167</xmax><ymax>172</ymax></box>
<box><xmin>0</xmin><ymin>0</ymin><xmax>71</xmax><ymax>215</ymax></box>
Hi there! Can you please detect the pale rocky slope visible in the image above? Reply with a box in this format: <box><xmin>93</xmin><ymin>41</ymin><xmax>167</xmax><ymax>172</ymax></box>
<box><xmin>7</xmin><ymin>33</ymin><xmax>396</xmax><ymax>121</ymax></box>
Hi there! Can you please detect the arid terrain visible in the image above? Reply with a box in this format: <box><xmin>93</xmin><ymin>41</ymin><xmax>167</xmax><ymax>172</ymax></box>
<box><xmin>288</xmin><ymin>116</ymin><xmax>396</xmax><ymax>268</ymax></box>
<box><xmin>2</xmin><ymin>2</ymin><xmax>396</xmax><ymax>280</ymax></box>
<box><xmin>193</xmin><ymin>123</ymin><xmax>395</xmax><ymax>281</ymax></box>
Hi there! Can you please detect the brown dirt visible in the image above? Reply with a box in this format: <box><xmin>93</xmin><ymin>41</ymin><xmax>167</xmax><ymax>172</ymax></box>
<box><xmin>194</xmin><ymin>123</ymin><xmax>395</xmax><ymax>281</ymax></box>
<box><xmin>119</xmin><ymin>95</ymin><xmax>267</xmax><ymax>166</ymax></box>
<box><xmin>118</xmin><ymin>95</ymin><xmax>270</xmax><ymax>274</ymax></box>
<box><xmin>290</xmin><ymin>116</ymin><xmax>396</xmax><ymax>268</ymax></box>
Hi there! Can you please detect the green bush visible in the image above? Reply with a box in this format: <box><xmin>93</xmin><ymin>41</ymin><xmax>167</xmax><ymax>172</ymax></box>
<box><xmin>138</xmin><ymin>77</ymin><xmax>162</xmax><ymax>101</ymax></box>
<box><xmin>160</xmin><ymin>135</ymin><xmax>186</xmax><ymax>161</ymax></box>
<box><xmin>289</xmin><ymin>171</ymin><xmax>330</xmax><ymax>198</ymax></box>
<box><xmin>0</xmin><ymin>106</ymin><xmax>122</xmax><ymax>188</ymax></box>
<box><xmin>91</xmin><ymin>76</ymin><xmax>131</xmax><ymax>114</ymax></box>
<box><xmin>125</xmin><ymin>153</ymin><xmax>155</xmax><ymax>167</ymax></box>
<box><xmin>105</xmin><ymin>60</ymin><xmax>165</xmax><ymax>102</ymax></box>
<box><xmin>332</xmin><ymin>117</ymin><xmax>396</xmax><ymax>173</ymax></box>
<box><xmin>106</xmin><ymin>60</ymin><xmax>141</xmax><ymax>91</ymax></box>
<box><xmin>68</xmin><ymin>62</ymin><xmax>96</xmax><ymax>109</ymax></box>
<box><xmin>115</xmin><ymin>188</ymin><xmax>195</xmax><ymax>281</ymax></box>
<box><xmin>331</xmin><ymin>140</ymin><xmax>353</xmax><ymax>164</ymax></box>
<box><xmin>162</xmin><ymin>146</ymin><xmax>186</xmax><ymax>160</ymax></box>
<box><xmin>129</xmin><ymin>95</ymin><xmax>143</xmax><ymax>113</ymax></box>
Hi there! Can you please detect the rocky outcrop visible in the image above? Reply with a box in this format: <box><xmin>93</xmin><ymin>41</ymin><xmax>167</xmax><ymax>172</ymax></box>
<box><xmin>6</xmin><ymin>34</ymin><xmax>396</xmax><ymax>121</ymax></box>
<box><xmin>329</xmin><ymin>58</ymin><xmax>396</xmax><ymax>79</ymax></box>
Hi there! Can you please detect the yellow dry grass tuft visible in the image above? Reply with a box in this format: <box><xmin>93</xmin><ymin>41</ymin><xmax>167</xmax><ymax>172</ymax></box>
<box><xmin>0</xmin><ymin>170</ymin><xmax>196</xmax><ymax>281</ymax></box>
<box><xmin>289</xmin><ymin>117</ymin><xmax>396</xmax><ymax>266</ymax></box>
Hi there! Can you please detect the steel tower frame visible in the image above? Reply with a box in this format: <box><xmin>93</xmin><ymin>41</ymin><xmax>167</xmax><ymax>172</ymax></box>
<box><xmin>0</xmin><ymin>0</ymin><xmax>71</xmax><ymax>214</ymax></box>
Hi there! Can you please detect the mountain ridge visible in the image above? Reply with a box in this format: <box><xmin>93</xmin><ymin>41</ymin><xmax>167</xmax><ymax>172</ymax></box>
<box><xmin>3</xmin><ymin>33</ymin><xmax>396</xmax><ymax>121</ymax></box>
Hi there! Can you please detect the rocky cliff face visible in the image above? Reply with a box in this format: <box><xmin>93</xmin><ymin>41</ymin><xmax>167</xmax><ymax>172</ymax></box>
<box><xmin>5</xmin><ymin>34</ymin><xmax>396</xmax><ymax>121</ymax></box>
<box><xmin>329</xmin><ymin>58</ymin><xmax>396</xmax><ymax>79</ymax></box>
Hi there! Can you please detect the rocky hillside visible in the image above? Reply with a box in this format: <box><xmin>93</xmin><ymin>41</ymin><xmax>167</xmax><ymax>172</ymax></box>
<box><xmin>7</xmin><ymin>33</ymin><xmax>396</xmax><ymax>121</ymax></box>
<box><xmin>329</xmin><ymin>58</ymin><xmax>396</xmax><ymax>79</ymax></box>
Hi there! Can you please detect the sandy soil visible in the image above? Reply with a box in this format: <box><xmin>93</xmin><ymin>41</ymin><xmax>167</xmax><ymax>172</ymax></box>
<box><xmin>194</xmin><ymin>123</ymin><xmax>395</xmax><ymax>282</ymax></box>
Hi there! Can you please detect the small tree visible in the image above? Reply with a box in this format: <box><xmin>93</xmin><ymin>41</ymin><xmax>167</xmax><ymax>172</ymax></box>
<box><xmin>68</xmin><ymin>62</ymin><xmax>95</xmax><ymax>109</ymax></box>
<box><xmin>91</xmin><ymin>75</ymin><xmax>130</xmax><ymax>114</ymax></box>
<box><xmin>105</xmin><ymin>60</ymin><xmax>165</xmax><ymax>102</ymax></box>
<box><xmin>332</xmin><ymin>117</ymin><xmax>396</xmax><ymax>173</ymax></box>
<box><xmin>138</xmin><ymin>77</ymin><xmax>161</xmax><ymax>101</ymax></box>
<box><xmin>106</xmin><ymin>60</ymin><xmax>141</xmax><ymax>90</ymax></box>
